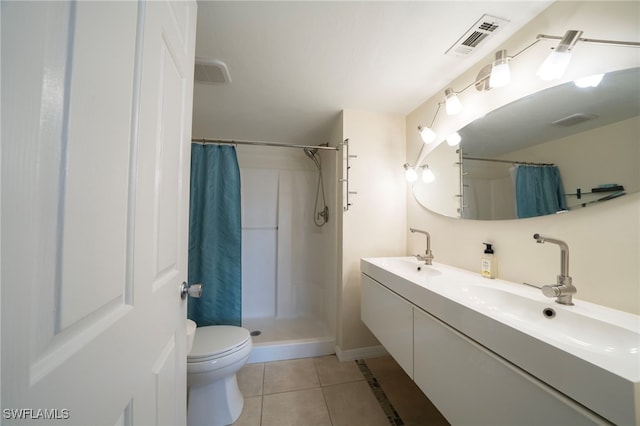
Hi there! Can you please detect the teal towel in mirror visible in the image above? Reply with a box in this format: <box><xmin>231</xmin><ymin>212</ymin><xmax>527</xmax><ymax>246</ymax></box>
<box><xmin>515</xmin><ymin>165</ymin><xmax>567</xmax><ymax>219</ymax></box>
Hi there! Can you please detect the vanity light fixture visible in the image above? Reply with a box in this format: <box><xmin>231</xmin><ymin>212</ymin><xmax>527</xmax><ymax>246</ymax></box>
<box><xmin>537</xmin><ymin>30</ymin><xmax>583</xmax><ymax>81</ymax></box>
<box><xmin>446</xmin><ymin>132</ymin><xmax>462</xmax><ymax>146</ymax></box>
<box><xmin>417</xmin><ymin>125</ymin><xmax>436</xmax><ymax>144</ymax></box>
<box><xmin>536</xmin><ymin>30</ymin><xmax>640</xmax><ymax>82</ymax></box>
<box><xmin>444</xmin><ymin>88</ymin><xmax>463</xmax><ymax>115</ymax></box>
<box><xmin>421</xmin><ymin>165</ymin><xmax>436</xmax><ymax>183</ymax></box>
<box><xmin>417</xmin><ymin>103</ymin><xmax>443</xmax><ymax>144</ymax></box>
<box><xmin>404</xmin><ymin>163</ymin><xmax>436</xmax><ymax>184</ymax></box>
<box><xmin>574</xmin><ymin>73</ymin><xmax>604</xmax><ymax>88</ymax></box>
<box><xmin>404</xmin><ymin>164</ymin><xmax>418</xmax><ymax>182</ymax></box>
<box><xmin>409</xmin><ymin>29</ymin><xmax>639</xmax><ymax>173</ymax></box>
<box><xmin>489</xmin><ymin>50</ymin><xmax>511</xmax><ymax>88</ymax></box>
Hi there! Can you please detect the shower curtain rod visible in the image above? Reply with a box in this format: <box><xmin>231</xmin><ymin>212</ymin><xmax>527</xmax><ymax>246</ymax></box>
<box><xmin>192</xmin><ymin>137</ymin><xmax>340</xmax><ymax>151</ymax></box>
<box><xmin>462</xmin><ymin>156</ymin><xmax>553</xmax><ymax>166</ymax></box>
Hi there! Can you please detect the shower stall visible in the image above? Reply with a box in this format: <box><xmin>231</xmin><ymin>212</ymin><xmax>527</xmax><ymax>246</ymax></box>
<box><xmin>235</xmin><ymin>143</ymin><xmax>338</xmax><ymax>363</ymax></box>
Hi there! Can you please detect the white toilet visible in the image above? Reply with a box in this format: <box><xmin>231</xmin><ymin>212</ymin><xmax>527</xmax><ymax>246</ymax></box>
<box><xmin>187</xmin><ymin>324</ymin><xmax>252</xmax><ymax>426</ymax></box>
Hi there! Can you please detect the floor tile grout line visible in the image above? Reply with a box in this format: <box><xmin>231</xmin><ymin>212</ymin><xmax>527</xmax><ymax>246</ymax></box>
<box><xmin>320</xmin><ymin>377</ymin><xmax>366</xmax><ymax>388</ymax></box>
<box><xmin>262</xmin><ymin>385</ymin><xmax>322</xmax><ymax>396</ymax></box>
<box><xmin>313</xmin><ymin>357</ymin><xmax>336</xmax><ymax>425</ymax></box>
<box><xmin>356</xmin><ymin>359</ymin><xmax>405</xmax><ymax>426</ymax></box>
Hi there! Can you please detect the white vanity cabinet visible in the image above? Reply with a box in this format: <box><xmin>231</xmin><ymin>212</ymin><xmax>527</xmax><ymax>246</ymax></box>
<box><xmin>361</xmin><ymin>273</ymin><xmax>413</xmax><ymax>378</ymax></box>
<box><xmin>412</xmin><ymin>306</ymin><xmax>605</xmax><ymax>426</ymax></box>
<box><xmin>361</xmin><ymin>272</ymin><xmax>609</xmax><ymax>425</ymax></box>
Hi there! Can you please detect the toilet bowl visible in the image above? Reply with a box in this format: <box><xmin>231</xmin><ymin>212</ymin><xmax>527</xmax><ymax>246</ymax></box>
<box><xmin>187</xmin><ymin>325</ymin><xmax>252</xmax><ymax>426</ymax></box>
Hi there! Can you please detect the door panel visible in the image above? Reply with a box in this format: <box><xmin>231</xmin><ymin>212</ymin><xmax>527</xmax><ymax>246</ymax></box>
<box><xmin>1</xmin><ymin>1</ymin><xmax>196</xmax><ymax>424</ymax></box>
<box><xmin>155</xmin><ymin>41</ymin><xmax>184</xmax><ymax>280</ymax></box>
<box><xmin>60</xmin><ymin>0</ymin><xmax>138</xmax><ymax>331</ymax></box>
<box><xmin>153</xmin><ymin>336</ymin><xmax>177</xmax><ymax>425</ymax></box>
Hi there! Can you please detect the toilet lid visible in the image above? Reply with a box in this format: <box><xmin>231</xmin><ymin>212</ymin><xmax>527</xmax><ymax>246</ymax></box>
<box><xmin>188</xmin><ymin>325</ymin><xmax>250</xmax><ymax>361</ymax></box>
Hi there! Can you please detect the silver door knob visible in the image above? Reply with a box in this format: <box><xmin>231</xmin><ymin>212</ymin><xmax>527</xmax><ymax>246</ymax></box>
<box><xmin>180</xmin><ymin>282</ymin><xmax>203</xmax><ymax>300</ymax></box>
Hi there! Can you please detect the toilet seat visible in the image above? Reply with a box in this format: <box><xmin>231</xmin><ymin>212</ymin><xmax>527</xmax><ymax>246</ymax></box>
<box><xmin>188</xmin><ymin>325</ymin><xmax>251</xmax><ymax>362</ymax></box>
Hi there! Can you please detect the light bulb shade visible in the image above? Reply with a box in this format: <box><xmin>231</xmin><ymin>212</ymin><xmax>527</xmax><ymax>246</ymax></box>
<box><xmin>418</xmin><ymin>126</ymin><xmax>436</xmax><ymax>144</ymax></box>
<box><xmin>489</xmin><ymin>62</ymin><xmax>511</xmax><ymax>88</ymax></box>
<box><xmin>537</xmin><ymin>50</ymin><xmax>572</xmax><ymax>81</ymax></box>
<box><xmin>405</xmin><ymin>166</ymin><xmax>418</xmax><ymax>183</ymax></box>
<box><xmin>421</xmin><ymin>166</ymin><xmax>435</xmax><ymax>183</ymax></box>
<box><xmin>444</xmin><ymin>88</ymin><xmax>462</xmax><ymax>115</ymax></box>
<box><xmin>489</xmin><ymin>50</ymin><xmax>510</xmax><ymax>88</ymax></box>
<box><xmin>538</xmin><ymin>30</ymin><xmax>582</xmax><ymax>81</ymax></box>
<box><xmin>446</xmin><ymin>132</ymin><xmax>461</xmax><ymax>146</ymax></box>
<box><xmin>574</xmin><ymin>73</ymin><xmax>604</xmax><ymax>88</ymax></box>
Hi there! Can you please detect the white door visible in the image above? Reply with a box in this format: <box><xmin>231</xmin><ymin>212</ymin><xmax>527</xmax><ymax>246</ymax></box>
<box><xmin>1</xmin><ymin>1</ymin><xmax>196</xmax><ymax>424</ymax></box>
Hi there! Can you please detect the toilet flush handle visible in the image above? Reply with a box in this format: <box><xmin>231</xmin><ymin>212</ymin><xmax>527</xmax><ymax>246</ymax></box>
<box><xmin>180</xmin><ymin>282</ymin><xmax>204</xmax><ymax>300</ymax></box>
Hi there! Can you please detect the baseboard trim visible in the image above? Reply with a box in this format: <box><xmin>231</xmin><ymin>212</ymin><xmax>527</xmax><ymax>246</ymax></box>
<box><xmin>335</xmin><ymin>345</ymin><xmax>388</xmax><ymax>362</ymax></box>
<box><xmin>247</xmin><ymin>338</ymin><xmax>335</xmax><ymax>364</ymax></box>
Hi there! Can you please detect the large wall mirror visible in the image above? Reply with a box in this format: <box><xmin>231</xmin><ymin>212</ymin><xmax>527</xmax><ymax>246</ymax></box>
<box><xmin>413</xmin><ymin>66</ymin><xmax>640</xmax><ymax>220</ymax></box>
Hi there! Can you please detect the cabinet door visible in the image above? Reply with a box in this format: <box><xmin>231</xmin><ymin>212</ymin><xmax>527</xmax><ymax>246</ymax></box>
<box><xmin>361</xmin><ymin>274</ymin><xmax>413</xmax><ymax>378</ymax></box>
<box><xmin>413</xmin><ymin>307</ymin><xmax>607</xmax><ymax>426</ymax></box>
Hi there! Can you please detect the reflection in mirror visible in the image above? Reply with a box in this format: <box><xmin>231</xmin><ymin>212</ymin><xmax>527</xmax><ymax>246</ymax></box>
<box><xmin>413</xmin><ymin>67</ymin><xmax>640</xmax><ymax>220</ymax></box>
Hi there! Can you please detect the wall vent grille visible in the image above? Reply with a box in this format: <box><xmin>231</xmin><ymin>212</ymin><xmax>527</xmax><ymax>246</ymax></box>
<box><xmin>445</xmin><ymin>14</ymin><xmax>510</xmax><ymax>57</ymax></box>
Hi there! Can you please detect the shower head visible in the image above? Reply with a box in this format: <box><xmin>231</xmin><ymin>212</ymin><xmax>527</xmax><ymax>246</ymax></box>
<box><xmin>303</xmin><ymin>147</ymin><xmax>321</xmax><ymax>169</ymax></box>
<box><xmin>303</xmin><ymin>147</ymin><xmax>318</xmax><ymax>159</ymax></box>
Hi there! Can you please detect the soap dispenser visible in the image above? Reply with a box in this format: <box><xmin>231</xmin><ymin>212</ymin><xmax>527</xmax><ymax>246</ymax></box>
<box><xmin>481</xmin><ymin>243</ymin><xmax>497</xmax><ymax>279</ymax></box>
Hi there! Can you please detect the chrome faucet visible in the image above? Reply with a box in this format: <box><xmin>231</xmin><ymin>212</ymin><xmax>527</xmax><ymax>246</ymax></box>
<box><xmin>410</xmin><ymin>228</ymin><xmax>434</xmax><ymax>265</ymax></box>
<box><xmin>533</xmin><ymin>233</ymin><xmax>576</xmax><ymax>305</ymax></box>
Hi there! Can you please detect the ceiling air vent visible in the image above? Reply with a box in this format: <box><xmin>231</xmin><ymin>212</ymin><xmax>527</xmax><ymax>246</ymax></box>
<box><xmin>445</xmin><ymin>14</ymin><xmax>510</xmax><ymax>57</ymax></box>
<box><xmin>552</xmin><ymin>113</ymin><xmax>598</xmax><ymax>127</ymax></box>
<box><xmin>194</xmin><ymin>58</ymin><xmax>231</xmax><ymax>84</ymax></box>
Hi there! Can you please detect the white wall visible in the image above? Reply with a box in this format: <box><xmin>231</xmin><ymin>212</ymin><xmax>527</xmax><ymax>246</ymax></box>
<box><xmin>336</xmin><ymin>110</ymin><xmax>407</xmax><ymax>352</ymax></box>
<box><xmin>406</xmin><ymin>1</ymin><xmax>640</xmax><ymax>314</ymax></box>
<box><xmin>411</xmin><ymin>141</ymin><xmax>460</xmax><ymax>218</ymax></box>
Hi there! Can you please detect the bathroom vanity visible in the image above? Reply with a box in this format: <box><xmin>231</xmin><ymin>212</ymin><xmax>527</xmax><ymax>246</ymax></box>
<box><xmin>361</xmin><ymin>257</ymin><xmax>640</xmax><ymax>425</ymax></box>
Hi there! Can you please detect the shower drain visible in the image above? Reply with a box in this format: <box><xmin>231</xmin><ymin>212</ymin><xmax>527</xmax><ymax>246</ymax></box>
<box><xmin>250</xmin><ymin>330</ymin><xmax>262</xmax><ymax>337</ymax></box>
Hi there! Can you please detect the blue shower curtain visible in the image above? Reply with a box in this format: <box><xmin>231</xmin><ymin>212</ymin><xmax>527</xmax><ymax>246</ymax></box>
<box><xmin>188</xmin><ymin>144</ymin><xmax>242</xmax><ymax>327</ymax></box>
<box><xmin>514</xmin><ymin>165</ymin><xmax>567</xmax><ymax>218</ymax></box>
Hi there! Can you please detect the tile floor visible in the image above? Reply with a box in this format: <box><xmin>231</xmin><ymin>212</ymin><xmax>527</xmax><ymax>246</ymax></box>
<box><xmin>233</xmin><ymin>355</ymin><xmax>449</xmax><ymax>426</ymax></box>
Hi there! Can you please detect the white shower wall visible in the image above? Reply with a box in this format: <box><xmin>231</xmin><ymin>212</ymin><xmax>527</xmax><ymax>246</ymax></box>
<box><xmin>240</xmin><ymin>168</ymin><xmax>279</xmax><ymax>318</ymax></box>
<box><xmin>241</xmin><ymin>167</ymin><xmax>327</xmax><ymax>320</ymax></box>
<box><xmin>462</xmin><ymin>162</ymin><xmax>516</xmax><ymax>220</ymax></box>
<box><xmin>236</xmin><ymin>145</ymin><xmax>337</xmax><ymax>361</ymax></box>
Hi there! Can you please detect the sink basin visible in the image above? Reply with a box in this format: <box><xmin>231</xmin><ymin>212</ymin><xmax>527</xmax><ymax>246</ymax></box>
<box><xmin>361</xmin><ymin>256</ymin><xmax>640</xmax><ymax>425</ymax></box>
<box><xmin>362</xmin><ymin>257</ymin><xmax>459</xmax><ymax>285</ymax></box>
<box><xmin>458</xmin><ymin>285</ymin><xmax>640</xmax><ymax>358</ymax></box>
<box><xmin>186</xmin><ymin>319</ymin><xmax>197</xmax><ymax>354</ymax></box>
<box><xmin>379</xmin><ymin>257</ymin><xmax>443</xmax><ymax>275</ymax></box>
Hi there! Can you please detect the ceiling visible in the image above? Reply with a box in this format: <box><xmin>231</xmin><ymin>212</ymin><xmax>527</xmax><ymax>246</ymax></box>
<box><xmin>192</xmin><ymin>1</ymin><xmax>554</xmax><ymax>146</ymax></box>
